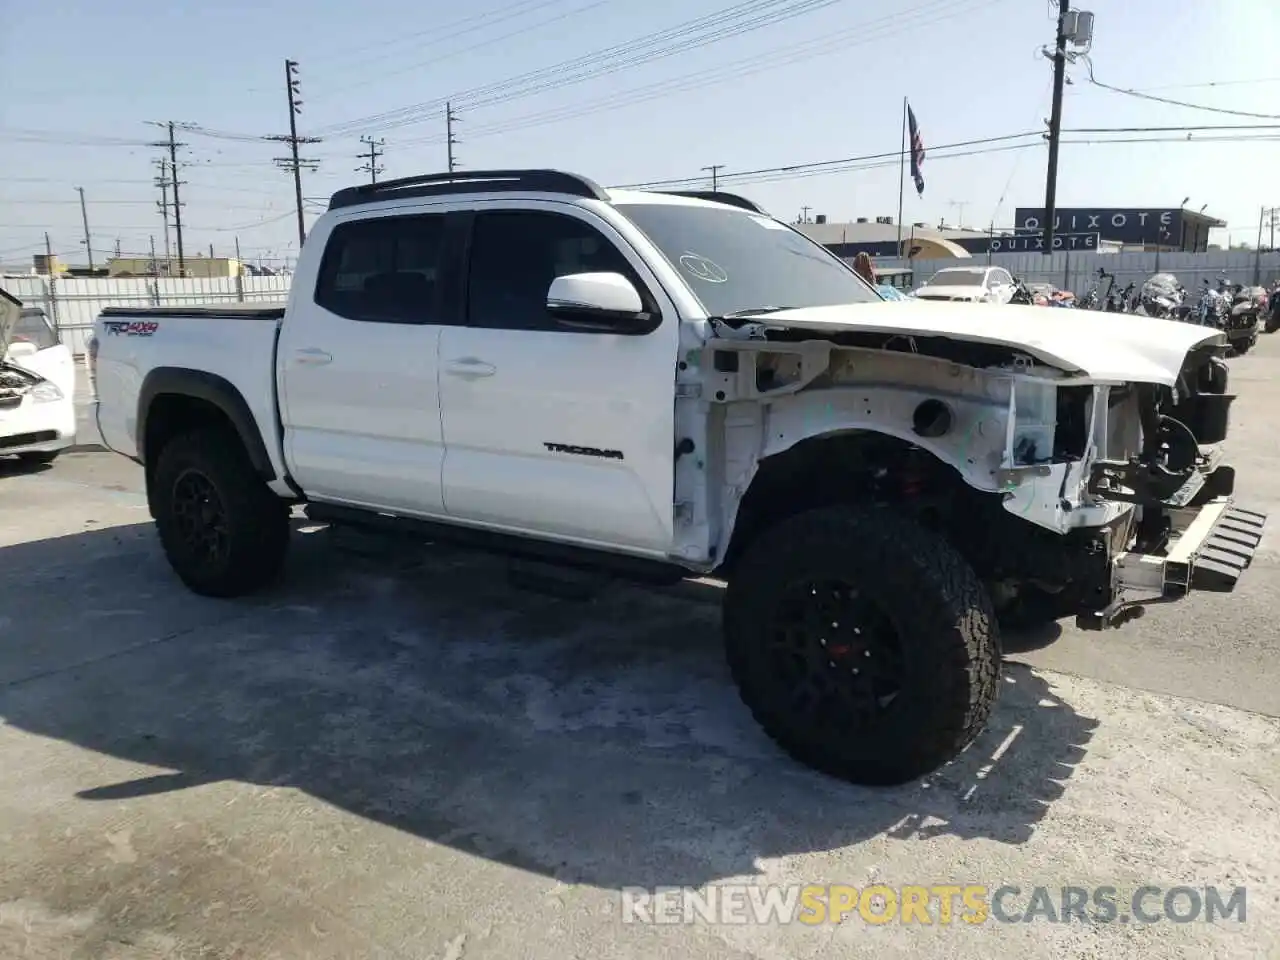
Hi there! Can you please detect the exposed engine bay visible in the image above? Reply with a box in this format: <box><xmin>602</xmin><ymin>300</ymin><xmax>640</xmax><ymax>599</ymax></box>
<box><xmin>675</xmin><ymin>320</ymin><xmax>1246</xmax><ymax>628</ymax></box>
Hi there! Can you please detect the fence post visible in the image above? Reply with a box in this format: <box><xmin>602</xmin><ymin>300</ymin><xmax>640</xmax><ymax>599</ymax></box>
<box><xmin>45</xmin><ymin>274</ymin><xmax>59</xmax><ymax>333</ymax></box>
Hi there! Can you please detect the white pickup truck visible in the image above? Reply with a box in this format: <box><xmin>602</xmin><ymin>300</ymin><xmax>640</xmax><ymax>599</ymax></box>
<box><xmin>93</xmin><ymin>169</ymin><xmax>1265</xmax><ymax>786</ymax></box>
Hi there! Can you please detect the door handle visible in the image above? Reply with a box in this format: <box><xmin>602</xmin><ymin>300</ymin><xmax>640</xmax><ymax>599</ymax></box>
<box><xmin>445</xmin><ymin>357</ymin><xmax>496</xmax><ymax>379</ymax></box>
<box><xmin>294</xmin><ymin>348</ymin><xmax>332</xmax><ymax>366</ymax></box>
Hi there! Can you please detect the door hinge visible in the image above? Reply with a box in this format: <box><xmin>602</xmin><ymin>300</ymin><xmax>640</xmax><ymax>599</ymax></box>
<box><xmin>675</xmin><ymin>382</ymin><xmax>702</xmax><ymax>400</ymax></box>
<box><xmin>674</xmin><ymin>500</ymin><xmax>695</xmax><ymax>525</ymax></box>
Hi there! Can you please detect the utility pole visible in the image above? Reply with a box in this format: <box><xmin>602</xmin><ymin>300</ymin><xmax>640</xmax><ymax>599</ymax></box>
<box><xmin>1041</xmin><ymin>0</ymin><xmax>1071</xmax><ymax>255</ymax></box>
<box><xmin>799</xmin><ymin>205</ymin><xmax>812</xmax><ymax>224</ymax></box>
<box><xmin>114</xmin><ymin>238</ymin><xmax>122</xmax><ymax>259</ymax></box>
<box><xmin>357</xmin><ymin>135</ymin><xmax>385</xmax><ymax>184</ymax></box>
<box><xmin>947</xmin><ymin>200</ymin><xmax>969</xmax><ymax>229</ymax></box>
<box><xmin>167</xmin><ymin>123</ymin><xmax>186</xmax><ymax>275</ymax></box>
<box><xmin>702</xmin><ymin>164</ymin><xmax>725</xmax><ymax>191</ymax></box>
<box><xmin>75</xmin><ymin>187</ymin><xmax>94</xmax><ymax>271</ymax></box>
<box><xmin>446</xmin><ymin>102</ymin><xmax>461</xmax><ymax>172</ymax></box>
<box><xmin>269</xmin><ymin>59</ymin><xmax>322</xmax><ymax>247</ymax></box>
<box><xmin>150</xmin><ymin>235</ymin><xmax>158</xmax><ymax>277</ymax></box>
<box><xmin>153</xmin><ymin>158</ymin><xmax>173</xmax><ymax>264</ymax></box>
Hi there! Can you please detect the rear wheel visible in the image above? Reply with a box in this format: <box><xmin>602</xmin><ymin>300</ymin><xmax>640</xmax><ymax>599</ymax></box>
<box><xmin>151</xmin><ymin>427</ymin><xmax>289</xmax><ymax>597</ymax></box>
<box><xmin>723</xmin><ymin>506</ymin><xmax>1001</xmax><ymax>786</ymax></box>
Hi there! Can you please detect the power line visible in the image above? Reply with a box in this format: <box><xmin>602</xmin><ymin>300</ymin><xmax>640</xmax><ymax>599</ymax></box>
<box><xmin>309</xmin><ymin>0</ymin><xmax>568</xmax><ymax>74</ymax></box>
<box><xmin>312</xmin><ymin>0</ymin><xmax>854</xmax><ymax>137</ymax></box>
<box><xmin>309</xmin><ymin>0</ymin><xmax>616</xmax><ymax>101</ymax></box>
<box><xmin>617</xmin><ymin>131</ymin><xmax>1042</xmax><ymax>189</ymax></box>
<box><xmin>385</xmin><ymin>0</ymin><xmax>1002</xmax><ymax>148</ymax></box>
<box><xmin>1083</xmin><ymin>58</ymin><xmax>1280</xmax><ymax>120</ymax></box>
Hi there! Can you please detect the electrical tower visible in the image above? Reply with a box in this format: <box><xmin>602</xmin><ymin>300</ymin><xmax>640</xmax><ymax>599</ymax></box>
<box><xmin>268</xmin><ymin>59</ymin><xmax>322</xmax><ymax>247</ymax></box>
<box><xmin>446</xmin><ymin>102</ymin><xmax>461</xmax><ymax>173</ymax></box>
<box><xmin>357</xmin><ymin>135</ymin><xmax>385</xmax><ymax>184</ymax></box>
<box><xmin>146</xmin><ymin>122</ymin><xmax>188</xmax><ymax>275</ymax></box>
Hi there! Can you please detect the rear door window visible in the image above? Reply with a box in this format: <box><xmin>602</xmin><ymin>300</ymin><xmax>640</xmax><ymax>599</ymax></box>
<box><xmin>314</xmin><ymin>214</ymin><xmax>447</xmax><ymax>324</ymax></box>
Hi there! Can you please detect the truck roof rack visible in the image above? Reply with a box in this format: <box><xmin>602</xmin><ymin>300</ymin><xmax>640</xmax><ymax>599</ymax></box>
<box><xmin>327</xmin><ymin>169</ymin><xmax>610</xmax><ymax>210</ymax></box>
<box><xmin>658</xmin><ymin>190</ymin><xmax>768</xmax><ymax>215</ymax></box>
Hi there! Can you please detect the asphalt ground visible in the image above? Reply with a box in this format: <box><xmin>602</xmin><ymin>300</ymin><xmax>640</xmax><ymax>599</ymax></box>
<box><xmin>1</xmin><ymin>346</ymin><xmax>1277</xmax><ymax>959</ymax></box>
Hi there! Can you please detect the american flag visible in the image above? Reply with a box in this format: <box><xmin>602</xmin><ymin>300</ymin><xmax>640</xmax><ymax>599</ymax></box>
<box><xmin>907</xmin><ymin>104</ymin><xmax>926</xmax><ymax>197</ymax></box>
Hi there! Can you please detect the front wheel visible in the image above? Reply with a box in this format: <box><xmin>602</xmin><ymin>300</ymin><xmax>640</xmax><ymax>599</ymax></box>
<box><xmin>723</xmin><ymin>506</ymin><xmax>1001</xmax><ymax>786</ymax></box>
<box><xmin>151</xmin><ymin>427</ymin><xmax>290</xmax><ymax>597</ymax></box>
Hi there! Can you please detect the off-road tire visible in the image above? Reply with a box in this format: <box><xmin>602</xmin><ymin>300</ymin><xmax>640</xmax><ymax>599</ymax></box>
<box><xmin>152</xmin><ymin>427</ymin><xmax>289</xmax><ymax>598</ymax></box>
<box><xmin>17</xmin><ymin>450</ymin><xmax>59</xmax><ymax>465</ymax></box>
<box><xmin>724</xmin><ymin>506</ymin><xmax>1001</xmax><ymax>786</ymax></box>
<box><xmin>1265</xmin><ymin>316</ymin><xmax>1279</xmax><ymax>334</ymax></box>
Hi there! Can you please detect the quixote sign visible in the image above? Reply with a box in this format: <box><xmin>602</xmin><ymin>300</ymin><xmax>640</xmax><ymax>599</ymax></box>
<box><xmin>1013</xmin><ymin>207</ymin><xmax>1184</xmax><ymax>245</ymax></box>
<box><xmin>988</xmin><ymin>232</ymin><xmax>1098</xmax><ymax>253</ymax></box>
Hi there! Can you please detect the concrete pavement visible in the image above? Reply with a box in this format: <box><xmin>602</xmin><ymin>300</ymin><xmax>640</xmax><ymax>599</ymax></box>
<box><xmin>2</xmin><ymin>341</ymin><xmax>1279</xmax><ymax>959</ymax></box>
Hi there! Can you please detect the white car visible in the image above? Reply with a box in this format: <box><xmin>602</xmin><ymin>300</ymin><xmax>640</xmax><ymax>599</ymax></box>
<box><xmin>913</xmin><ymin>266</ymin><xmax>1016</xmax><ymax>304</ymax></box>
<box><xmin>1</xmin><ymin>289</ymin><xmax>77</xmax><ymax>464</ymax></box>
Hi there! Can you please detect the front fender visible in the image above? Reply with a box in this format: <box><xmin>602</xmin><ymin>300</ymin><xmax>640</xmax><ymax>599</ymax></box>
<box><xmin>760</xmin><ymin>386</ymin><xmax>1009</xmax><ymax>494</ymax></box>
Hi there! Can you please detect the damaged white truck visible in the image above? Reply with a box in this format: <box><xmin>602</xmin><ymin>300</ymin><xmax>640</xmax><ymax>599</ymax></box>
<box><xmin>92</xmin><ymin>170</ymin><xmax>1266</xmax><ymax>786</ymax></box>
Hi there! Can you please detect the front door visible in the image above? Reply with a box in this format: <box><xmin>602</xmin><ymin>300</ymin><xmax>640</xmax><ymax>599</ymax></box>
<box><xmin>278</xmin><ymin>209</ymin><xmax>452</xmax><ymax>515</ymax></box>
<box><xmin>438</xmin><ymin>203</ymin><xmax>680</xmax><ymax>555</ymax></box>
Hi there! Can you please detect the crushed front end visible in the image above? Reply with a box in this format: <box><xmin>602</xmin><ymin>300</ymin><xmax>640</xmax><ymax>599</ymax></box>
<box><xmin>1065</xmin><ymin>344</ymin><xmax>1265</xmax><ymax>627</ymax></box>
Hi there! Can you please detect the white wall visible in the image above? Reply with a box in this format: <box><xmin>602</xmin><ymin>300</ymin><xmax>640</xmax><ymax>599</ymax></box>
<box><xmin>4</xmin><ymin>275</ymin><xmax>292</xmax><ymax>356</ymax></box>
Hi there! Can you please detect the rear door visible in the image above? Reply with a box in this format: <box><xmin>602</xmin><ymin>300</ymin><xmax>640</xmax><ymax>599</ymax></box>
<box><xmin>5</xmin><ymin>308</ymin><xmax>75</xmax><ymax>399</ymax></box>
<box><xmin>437</xmin><ymin>202</ymin><xmax>680</xmax><ymax>554</ymax></box>
<box><xmin>277</xmin><ymin>209</ymin><xmax>457</xmax><ymax>515</ymax></box>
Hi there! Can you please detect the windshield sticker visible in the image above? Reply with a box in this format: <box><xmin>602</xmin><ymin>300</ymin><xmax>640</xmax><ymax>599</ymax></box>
<box><xmin>749</xmin><ymin>214</ymin><xmax>789</xmax><ymax>230</ymax></box>
<box><xmin>678</xmin><ymin>253</ymin><xmax>728</xmax><ymax>283</ymax></box>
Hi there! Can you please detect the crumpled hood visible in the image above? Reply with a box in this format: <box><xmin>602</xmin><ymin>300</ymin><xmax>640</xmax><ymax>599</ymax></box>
<box><xmin>753</xmin><ymin>300</ymin><xmax>1227</xmax><ymax>386</ymax></box>
<box><xmin>0</xmin><ymin>286</ymin><xmax>21</xmax><ymax>355</ymax></box>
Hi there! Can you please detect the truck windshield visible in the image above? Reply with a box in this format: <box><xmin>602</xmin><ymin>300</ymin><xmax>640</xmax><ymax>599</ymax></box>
<box><xmin>615</xmin><ymin>202</ymin><xmax>881</xmax><ymax>317</ymax></box>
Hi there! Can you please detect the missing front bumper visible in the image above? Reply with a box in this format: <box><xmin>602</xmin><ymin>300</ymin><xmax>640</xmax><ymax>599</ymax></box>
<box><xmin>1076</xmin><ymin>498</ymin><xmax>1268</xmax><ymax>630</ymax></box>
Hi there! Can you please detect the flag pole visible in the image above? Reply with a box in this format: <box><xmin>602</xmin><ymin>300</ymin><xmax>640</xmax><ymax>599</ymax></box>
<box><xmin>896</xmin><ymin>96</ymin><xmax>907</xmax><ymax>257</ymax></box>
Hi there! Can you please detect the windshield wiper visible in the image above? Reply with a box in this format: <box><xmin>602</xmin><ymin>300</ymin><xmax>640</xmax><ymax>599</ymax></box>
<box><xmin>715</xmin><ymin>306</ymin><xmax>794</xmax><ymax>319</ymax></box>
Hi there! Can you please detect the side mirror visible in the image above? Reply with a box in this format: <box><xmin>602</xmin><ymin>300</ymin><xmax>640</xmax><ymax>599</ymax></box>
<box><xmin>546</xmin><ymin>272</ymin><xmax>657</xmax><ymax>334</ymax></box>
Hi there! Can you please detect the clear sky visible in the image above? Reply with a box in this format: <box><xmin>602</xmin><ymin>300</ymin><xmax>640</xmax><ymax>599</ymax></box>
<box><xmin>2</xmin><ymin>0</ymin><xmax>1277</xmax><ymax>268</ymax></box>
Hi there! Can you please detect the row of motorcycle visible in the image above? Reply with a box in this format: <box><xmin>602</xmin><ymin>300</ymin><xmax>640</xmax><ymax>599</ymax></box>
<box><xmin>1008</xmin><ymin>268</ymin><xmax>1279</xmax><ymax>356</ymax></box>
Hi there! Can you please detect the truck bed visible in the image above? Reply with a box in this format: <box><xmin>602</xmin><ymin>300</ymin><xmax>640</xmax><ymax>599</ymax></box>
<box><xmin>100</xmin><ymin>303</ymin><xmax>287</xmax><ymax>321</ymax></box>
<box><xmin>94</xmin><ymin>303</ymin><xmax>290</xmax><ymax>491</ymax></box>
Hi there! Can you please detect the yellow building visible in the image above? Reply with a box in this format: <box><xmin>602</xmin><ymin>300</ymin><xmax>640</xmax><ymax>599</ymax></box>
<box><xmin>107</xmin><ymin>255</ymin><xmax>244</xmax><ymax>278</ymax></box>
<box><xmin>32</xmin><ymin>254</ymin><xmax>68</xmax><ymax>275</ymax></box>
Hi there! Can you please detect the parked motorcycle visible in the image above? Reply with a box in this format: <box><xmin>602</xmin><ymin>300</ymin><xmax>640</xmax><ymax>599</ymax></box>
<box><xmin>1106</xmin><ymin>281</ymin><xmax>1134</xmax><ymax>313</ymax></box>
<box><xmin>1009</xmin><ymin>278</ymin><xmax>1036</xmax><ymax>306</ymax></box>
<box><xmin>1135</xmin><ymin>272</ymin><xmax>1185</xmax><ymax>319</ymax></box>
<box><xmin>1266</xmin><ymin>285</ymin><xmax>1280</xmax><ymax>334</ymax></box>
<box><xmin>1196</xmin><ymin>279</ymin><xmax>1229</xmax><ymax>329</ymax></box>
<box><xmin>1224</xmin><ymin>281</ymin><xmax>1264</xmax><ymax>355</ymax></box>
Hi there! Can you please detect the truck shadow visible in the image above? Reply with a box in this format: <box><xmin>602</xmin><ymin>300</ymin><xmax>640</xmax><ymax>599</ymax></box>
<box><xmin>0</xmin><ymin>521</ymin><xmax>1097</xmax><ymax>891</ymax></box>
